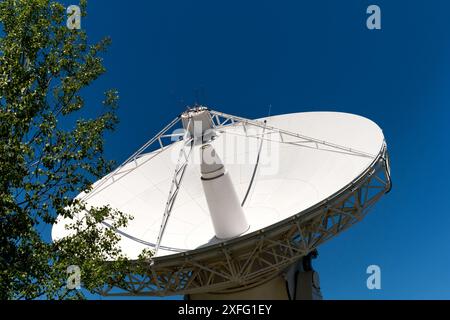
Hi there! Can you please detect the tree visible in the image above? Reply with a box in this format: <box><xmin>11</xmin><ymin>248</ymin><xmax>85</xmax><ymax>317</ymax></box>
<box><xmin>0</xmin><ymin>0</ymin><xmax>149</xmax><ymax>299</ymax></box>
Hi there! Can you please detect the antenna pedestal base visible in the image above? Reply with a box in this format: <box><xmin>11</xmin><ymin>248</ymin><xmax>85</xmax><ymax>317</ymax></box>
<box><xmin>187</xmin><ymin>276</ymin><xmax>289</xmax><ymax>300</ymax></box>
<box><xmin>187</xmin><ymin>253</ymin><xmax>323</xmax><ymax>300</ymax></box>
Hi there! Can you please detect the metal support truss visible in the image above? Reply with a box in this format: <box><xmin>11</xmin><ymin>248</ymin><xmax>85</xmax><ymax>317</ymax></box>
<box><xmin>154</xmin><ymin>120</ymin><xmax>194</xmax><ymax>257</ymax></box>
<box><xmin>209</xmin><ymin>110</ymin><xmax>377</xmax><ymax>159</ymax></box>
<box><xmin>80</xmin><ymin>115</ymin><xmax>184</xmax><ymax>202</ymax></box>
<box><xmin>97</xmin><ymin>142</ymin><xmax>391</xmax><ymax>297</ymax></box>
<box><xmin>84</xmin><ymin>108</ymin><xmax>375</xmax><ymax>203</ymax></box>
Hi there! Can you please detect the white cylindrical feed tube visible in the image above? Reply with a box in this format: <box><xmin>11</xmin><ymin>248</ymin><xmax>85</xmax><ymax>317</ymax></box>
<box><xmin>200</xmin><ymin>144</ymin><xmax>249</xmax><ymax>239</ymax></box>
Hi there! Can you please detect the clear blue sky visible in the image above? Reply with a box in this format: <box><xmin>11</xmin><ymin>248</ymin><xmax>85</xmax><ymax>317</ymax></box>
<box><xmin>55</xmin><ymin>0</ymin><xmax>450</xmax><ymax>299</ymax></box>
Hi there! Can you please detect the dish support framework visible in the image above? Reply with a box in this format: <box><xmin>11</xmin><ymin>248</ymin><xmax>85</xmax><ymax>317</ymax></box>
<box><xmin>84</xmin><ymin>108</ymin><xmax>391</xmax><ymax>297</ymax></box>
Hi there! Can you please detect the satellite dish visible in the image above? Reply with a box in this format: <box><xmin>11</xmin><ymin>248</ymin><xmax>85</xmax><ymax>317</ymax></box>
<box><xmin>52</xmin><ymin>106</ymin><xmax>391</xmax><ymax>298</ymax></box>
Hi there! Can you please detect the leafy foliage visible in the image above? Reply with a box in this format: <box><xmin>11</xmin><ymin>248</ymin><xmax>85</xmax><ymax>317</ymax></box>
<box><xmin>0</xmin><ymin>0</ymin><xmax>150</xmax><ymax>299</ymax></box>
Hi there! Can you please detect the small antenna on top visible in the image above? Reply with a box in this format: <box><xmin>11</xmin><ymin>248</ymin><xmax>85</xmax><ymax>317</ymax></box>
<box><xmin>193</xmin><ymin>86</ymin><xmax>207</xmax><ymax>108</ymax></box>
<box><xmin>194</xmin><ymin>88</ymin><xmax>200</xmax><ymax>107</ymax></box>
<box><xmin>200</xmin><ymin>86</ymin><xmax>207</xmax><ymax>107</ymax></box>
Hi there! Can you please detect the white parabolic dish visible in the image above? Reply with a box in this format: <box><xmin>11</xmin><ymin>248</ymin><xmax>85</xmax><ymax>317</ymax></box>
<box><xmin>52</xmin><ymin>111</ymin><xmax>385</xmax><ymax>260</ymax></box>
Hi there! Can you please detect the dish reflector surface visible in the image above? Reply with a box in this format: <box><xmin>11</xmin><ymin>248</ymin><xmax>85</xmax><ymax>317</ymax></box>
<box><xmin>52</xmin><ymin>112</ymin><xmax>384</xmax><ymax>259</ymax></box>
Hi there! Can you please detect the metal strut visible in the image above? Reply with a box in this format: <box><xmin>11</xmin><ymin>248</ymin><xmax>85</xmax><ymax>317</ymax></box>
<box><xmin>153</xmin><ymin>118</ymin><xmax>195</xmax><ymax>257</ymax></box>
<box><xmin>209</xmin><ymin>110</ymin><xmax>377</xmax><ymax>159</ymax></box>
<box><xmin>241</xmin><ymin>120</ymin><xmax>267</xmax><ymax>207</ymax></box>
<box><xmin>81</xmin><ymin>115</ymin><xmax>182</xmax><ymax>202</ymax></box>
